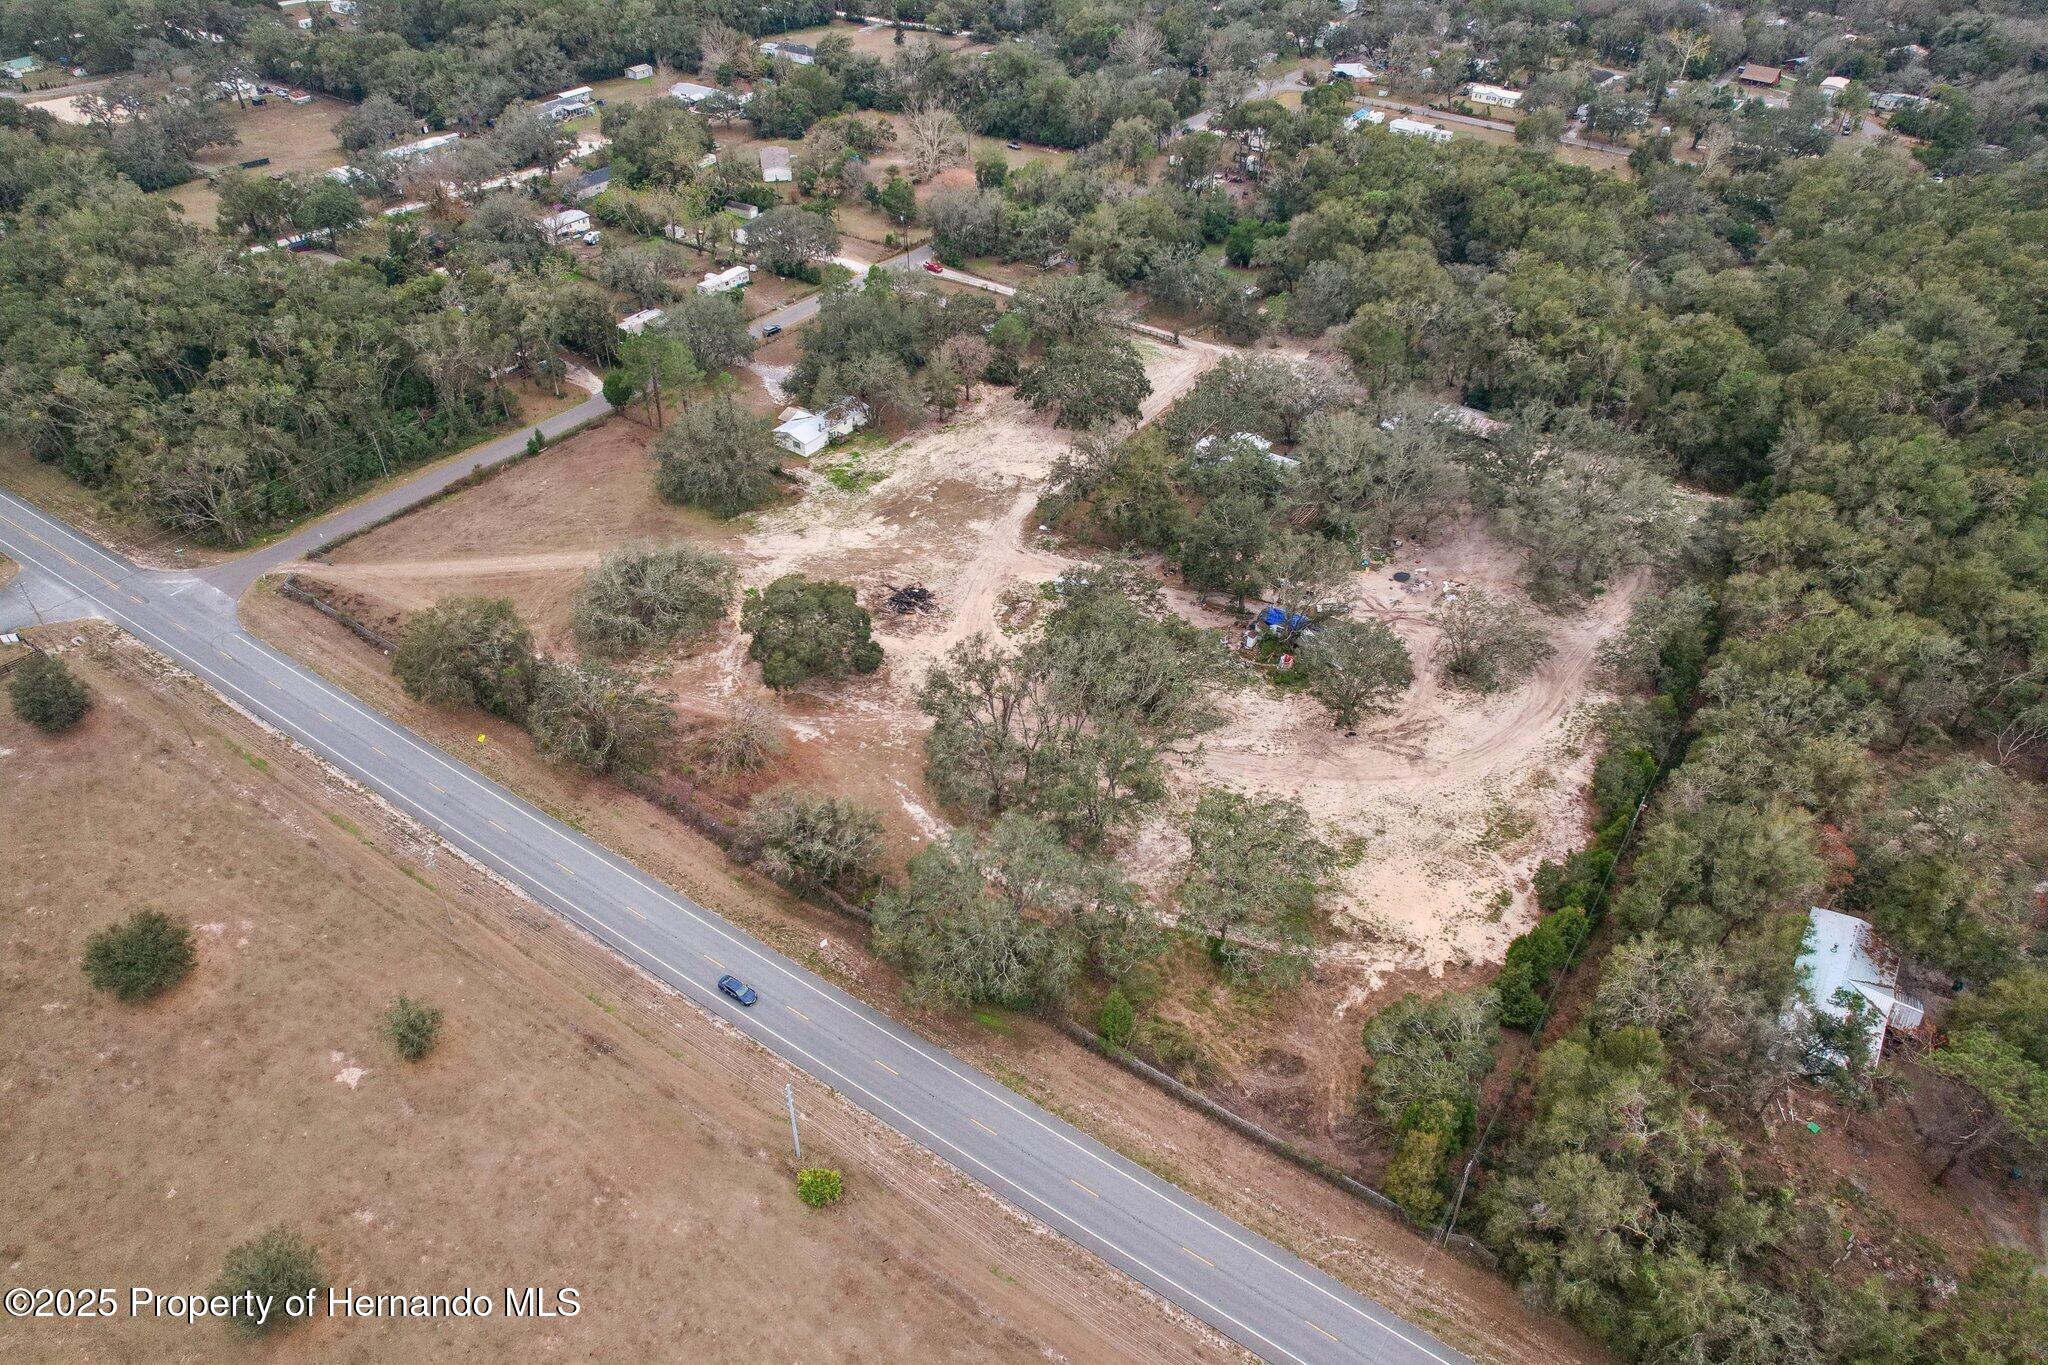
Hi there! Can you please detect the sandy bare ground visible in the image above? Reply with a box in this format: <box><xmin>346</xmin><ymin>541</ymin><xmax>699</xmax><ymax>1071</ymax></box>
<box><xmin>1152</xmin><ymin>520</ymin><xmax>1642</xmax><ymax>998</ymax></box>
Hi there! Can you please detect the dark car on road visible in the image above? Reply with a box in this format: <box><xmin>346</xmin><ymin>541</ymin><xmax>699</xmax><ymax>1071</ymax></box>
<box><xmin>717</xmin><ymin>974</ymin><xmax>758</xmax><ymax>1006</ymax></box>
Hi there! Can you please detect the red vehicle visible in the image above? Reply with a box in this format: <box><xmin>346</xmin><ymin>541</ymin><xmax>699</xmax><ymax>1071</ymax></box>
<box><xmin>922</xmin><ymin>260</ymin><xmax>945</xmax><ymax>274</ymax></box>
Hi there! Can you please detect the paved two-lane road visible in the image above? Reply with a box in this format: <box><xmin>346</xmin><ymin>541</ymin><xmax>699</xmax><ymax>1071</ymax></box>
<box><xmin>0</xmin><ymin>491</ymin><xmax>1468</xmax><ymax>1364</ymax></box>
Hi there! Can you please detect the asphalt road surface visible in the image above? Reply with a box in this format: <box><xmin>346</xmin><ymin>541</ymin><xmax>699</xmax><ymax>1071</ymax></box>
<box><xmin>1</xmin><ymin>490</ymin><xmax>1469</xmax><ymax>1364</ymax></box>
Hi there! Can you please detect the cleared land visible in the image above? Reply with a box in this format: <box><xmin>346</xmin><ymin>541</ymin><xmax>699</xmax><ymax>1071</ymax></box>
<box><xmin>278</xmin><ymin>326</ymin><xmax>1639</xmax><ymax>1177</ymax></box>
<box><xmin>0</xmin><ymin>626</ymin><xmax>1235</xmax><ymax>1362</ymax></box>
<box><xmin>164</xmin><ymin>94</ymin><xmax>353</xmax><ymax>229</ymax></box>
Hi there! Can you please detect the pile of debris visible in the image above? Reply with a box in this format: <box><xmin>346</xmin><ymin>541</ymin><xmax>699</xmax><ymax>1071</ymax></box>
<box><xmin>885</xmin><ymin>584</ymin><xmax>937</xmax><ymax>615</ymax></box>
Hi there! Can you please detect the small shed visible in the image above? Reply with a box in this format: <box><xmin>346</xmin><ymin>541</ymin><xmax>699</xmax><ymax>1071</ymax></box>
<box><xmin>624</xmin><ymin>62</ymin><xmax>654</xmax><ymax>81</ymax></box>
<box><xmin>759</xmin><ymin>145</ymin><xmax>792</xmax><ymax>183</ymax></box>
<box><xmin>1817</xmin><ymin>74</ymin><xmax>1850</xmax><ymax>100</ymax></box>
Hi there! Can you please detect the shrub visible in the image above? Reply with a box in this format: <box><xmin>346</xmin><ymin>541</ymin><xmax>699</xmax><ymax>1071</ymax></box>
<box><xmin>1383</xmin><ymin>1121</ymin><xmax>1452</xmax><ymax>1224</ymax></box>
<box><xmin>9</xmin><ymin>653</ymin><xmax>90</xmax><ymax>733</ymax></box>
<box><xmin>1433</xmin><ymin>589</ymin><xmax>1553</xmax><ymax>693</ymax></box>
<box><xmin>741</xmin><ymin>574</ymin><xmax>883</xmax><ymax>689</ymax></box>
<box><xmin>381</xmin><ymin>995</ymin><xmax>443</xmax><ymax>1061</ymax></box>
<box><xmin>392</xmin><ymin>596</ymin><xmax>537</xmax><ymax>720</ymax></box>
<box><xmin>796</xmin><ymin>1167</ymin><xmax>844</xmax><ymax>1207</ymax></box>
<box><xmin>571</xmin><ymin>543</ymin><xmax>735</xmax><ymax>658</ymax></box>
<box><xmin>1098</xmin><ymin>986</ymin><xmax>1135</xmax><ymax>1048</ymax></box>
<box><xmin>81</xmin><ymin>909</ymin><xmax>196</xmax><ymax>1002</ymax></box>
<box><xmin>210</xmin><ymin>1227</ymin><xmax>324</xmax><ymax>1336</ymax></box>
<box><xmin>696</xmin><ymin>695</ymin><xmax>786</xmax><ymax>773</ymax></box>
<box><xmin>526</xmin><ymin>661</ymin><xmax>672</xmax><ymax>775</ymax></box>
<box><xmin>1301</xmin><ymin>618</ymin><xmax>1414</xmax><ymax>729</ymax></box>
<box><xmin>738</xmin><ymin>788</ymin><xmax>884</xmax><ymax>893</ymax></box>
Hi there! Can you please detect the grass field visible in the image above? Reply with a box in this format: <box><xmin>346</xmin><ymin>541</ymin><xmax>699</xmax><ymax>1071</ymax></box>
<box><xmin>0</xmin><ymin>626</ymin><xmax>1232</xmax><ymax>1362</ymax></box>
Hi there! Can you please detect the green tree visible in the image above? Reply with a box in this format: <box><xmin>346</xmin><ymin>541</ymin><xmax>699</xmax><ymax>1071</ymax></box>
<box><xmin>1019</xmin><ymin>339</ymin><xmax>1152</xmax><ymax>429</ymax></box>
<box><xmin>741</xmin><ymin>575</ymin><xmax>883</xmax><ymax>689</ymax></box>
<box><xmin>526</xmin><ymin>662</ymin><xmax>672</xmax><ymax>775</ymax></box>
<box><xmin>293</xmin><ymin>177</ymin><xmax>364</xmax><ymax>246</ymax></box>
<box><xmin>381</xmin><ymin>995</ymin><xmax>443</xmax><ymax>1061</ymax></box>
<box><xmin>1301</xmin><ymin>618</ymin><xmax>1414</xmax><ymax>729</ymax></box>
<box><xmin>1361</xmin><ymin>989</ymin><xmax>1498</xmax><ymax>1128</ymax></box>
<box><xmin>738</xmin><ymin>788</ymin><xmax>885</xmax><ymax>894</ymax></box>
<box><xmin>392</xmin><ymin>597</ymin><xmax>538</xmax><ymax>721</ymax></box>
<box><xmin>210</xmin><ymin>1228</ymin><xmax>323</xmax><ymax>1336</ymax></box>
<box><xmin>1177</xmin><ymin>789</ymin><xmax>1341</xmax><ymax>981</ymax></box>
<box><xmin>81</xmin><ymin>909</ymin><xmax>196</xmax><ymax>1003</ymax></box>
<box><xmin>653</xmin><ymin>397</ymin><xmax>781</xmax><ymax>516</ymax></box>
<box><xmin>1433</xmin><ymin>590</ymin><xmax>1552</xmax><ymax>693</ymax></box>
<box><xmin>9</xmin><ymin>652</ymin><xmax>90</xmax><ymax>733</ymax></box>
<box><xmin>571</xmin><ymin>543</ymin><xmax>734</xmax><ymax>658</ymax></box>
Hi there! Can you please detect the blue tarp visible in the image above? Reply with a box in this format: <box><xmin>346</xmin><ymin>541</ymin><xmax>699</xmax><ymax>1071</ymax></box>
<box><xmin>1258</xmin><ymin>607</ymin><xmax>1310</xmax><ymax>632</ymax></box>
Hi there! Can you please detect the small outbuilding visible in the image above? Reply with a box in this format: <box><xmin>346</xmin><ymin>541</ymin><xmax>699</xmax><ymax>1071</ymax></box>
<box><xmin>624</xmin><ymin>62</ymin><xmax>654</xmax><ymax>80</ymax></box>
<box><xmin>759</xmin><ymin>145</ymin><xmax>793</xmax><ymax>182</ymax></box>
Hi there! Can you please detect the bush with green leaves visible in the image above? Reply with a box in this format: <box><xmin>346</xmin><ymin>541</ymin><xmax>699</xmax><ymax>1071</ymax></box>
<box><xmin>1097</xmin><ymin>986</ymin><xmax>1135</xmax><ymax>1048</ymax></box>
<box><xmin>795</xmin><ymin>1167</ymin><xmax>844</xmax><ymax>1207</ymax></box>
<box><xmin>81</xmin><ymin>910</ymin><xmax>196</xmax><ymax>1003</ymax></box>
<box><xmin>571</xmin><ymin>543</ymin><xmax>735</xmax><ymax>659</ymax></box>
<box><xmin>741</xmin><ymin>574</ymin><xmax>883</xmax><ymax>689</ymax></box>
<box><xmin>1361</xmin><ymin>989</ymin><xmax>1499</xmax><ymax>1129</ymax></box>
<box><xmin>9</xmin><ymin>652</ymin><xmax>90</xmax><ymax>733</ymax></box>
<box><xmin>381</xmin><ymin>995</ymin><xmax>443</xmax><ymax>1061</ymax></box>
<box><xmin>210</xmin><ymin>1227</ymin><xmax>324</xmax><ymax>1336</ymax></box>
<box><xmin>738</xmin><ymin>788</ymin><xmax>884</xmax><ymax>894</ymax></box>
<box><xmin>392</xmin><ymin>596</ymin><xmax>538</xmax><ymax>721</ymax></box>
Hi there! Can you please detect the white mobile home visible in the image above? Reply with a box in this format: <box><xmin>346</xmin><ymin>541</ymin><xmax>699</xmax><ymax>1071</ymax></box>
<box><xmin>1389</xmin><ymin>117</ymin><xmax>1452</xmax><ymax>143</ymax></box>
<box><xmin>697</xmin><ymin>265</ymin><xmax>752</xmax><ymax>294</ymax></box>
<box><xmin>1465</xmin><ymin>83</ymin><xmax>1523</xmax><ymax>109</ymax></box>
<box><xmin>537</xmin><ymin>207</ymin><xmax>593</xmax><ymax>240</ymax></box>
<box><xmin>618</xmin><ymin>308</ymin><xmax>665</xmax><ymax>335</ymax></box>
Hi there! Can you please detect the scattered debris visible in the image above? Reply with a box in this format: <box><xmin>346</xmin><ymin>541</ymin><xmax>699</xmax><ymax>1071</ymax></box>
<box><xmin>885</xmin><ymin>584</ymin><xmax>937</xmax><ymax>615</ymax></box>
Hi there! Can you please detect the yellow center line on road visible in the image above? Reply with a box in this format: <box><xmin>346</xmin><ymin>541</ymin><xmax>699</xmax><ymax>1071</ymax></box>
<box><xmin>486</xmin><ymin>818</ymin><xmax>506</xmax><ymax>832</ymax></box>
<box><xmin>554</xmin><ymin>861</ymin><xmax>573</xmax><ymax>875</ymax></box>
<box><xmin>622</xmin><ymin>904</ymin><xmax>645</xmax><ymax>920</ymax></box>
<box><xmin>1069</xmin><ymin>1178</ymin><xmax>1099</xmax><ymax>1198</ymax></box>
<box><xmin>1182</xmin><ymin>1246</ymin><xmax>1216</xmax><ymax>1269</ymax></box>
<box><xmin>785</xmin><ymin>1004</ymin><xmax>809</xmax><ymax>1021</ymax></box>
<box><xmin>970</xmin><ymin>1117</ymin><xmax>997</xmax><ymax>1136</ymax></box>
<box><xmin>427</xmin><ymin>781</ymin><xmax>445</xmax><ymax>794</ymax></box>
<box><xmin>370</xmin><ymin>745</ymin><xmax>386</xmax><ymax>756</ymax></box>
<box><xmin>875</xmin><ymin>1059</ymin><xmax>899</xmax><ymax>1077</ymax></box>
<box><xmin>704</xmin><ymin>953</ymin><xmax>724</xmax><ymax>969</ymax></box>
<box><xmin>1305</xmin><ymin>1320</ymin><xmax>1340</xmax><ymax>1345</ymax></box>
<box><xmin>173</xmin><ymin>622</ymin><xmax>189</xmax><ymax>633</ymax></box>
<box><xmin>216</xmin><ymin>650</ymin><xmax>233</xmax><ymax>662</ymax></box>
<box><xmin>316</xmin><ymin>711</ymin><xmax>332</xmax><ymax>723</ymax></box>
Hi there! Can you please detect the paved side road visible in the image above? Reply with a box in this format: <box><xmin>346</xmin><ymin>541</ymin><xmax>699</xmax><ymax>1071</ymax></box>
<box><xmin>0</xmin><ymin>488</ymin><xmax>1470</xmax><ymax>1365</ymax></box>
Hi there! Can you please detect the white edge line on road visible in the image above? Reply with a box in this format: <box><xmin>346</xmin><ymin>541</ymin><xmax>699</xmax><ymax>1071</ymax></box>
<box><xmin>2</xmin><ymin>491</ymin><xmax>1457</xmax><ymax>1365</ymax></box>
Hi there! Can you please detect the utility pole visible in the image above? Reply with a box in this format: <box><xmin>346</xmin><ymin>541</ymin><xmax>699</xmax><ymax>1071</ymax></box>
<box><xmin>784</xmin><ymin>1083</ymin><xmax>802</xmax><ymax>1164</ymax></box>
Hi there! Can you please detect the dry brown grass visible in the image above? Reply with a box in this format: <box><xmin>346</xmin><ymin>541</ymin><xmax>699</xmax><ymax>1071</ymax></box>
<box><xmin>0</xmin><ymin>626</ymin><xmax>1232</xmax><ymax>1362</ymax></box>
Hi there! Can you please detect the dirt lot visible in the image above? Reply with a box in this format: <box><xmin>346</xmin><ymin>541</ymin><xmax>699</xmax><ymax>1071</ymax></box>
<box><xmin>165</xmin><ymin>94</ymin><xmax>353</xmax><ymax>230</ymax></box>
<box><xmin>286</xmin><ymin>334</ymin><xmax>1641</xmax><ymax>1154</ymax></box>
<box><xmin>236</xmin><ymin>575</ymin><xmax>1609</xmax><ymax>1365</ymax></box>
<box><xmin>0</xmin><ymin>628</ymin><xmax>1237</xmax><ymax>1362</ymax></box>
